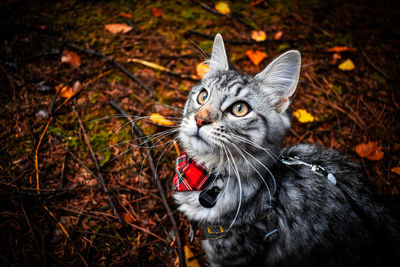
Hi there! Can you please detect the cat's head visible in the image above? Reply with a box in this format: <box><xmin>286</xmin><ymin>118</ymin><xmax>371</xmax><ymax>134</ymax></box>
<box><xmin>179</xmin><ymin>34</ymin><xmax>301</xmax><ymax>170</ymax></box>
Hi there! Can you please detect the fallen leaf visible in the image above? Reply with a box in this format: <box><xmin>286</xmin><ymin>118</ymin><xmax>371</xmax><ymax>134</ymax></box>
<box><xmin>338</xmin><ymin>59</ymin><xmax>355</xmax><ymax>71</ymax></box>
<box><xmin>330</xmin><ymin>52</ymin><xmax>342</xmax><ymax>65</ymax></box>
<box><xmin>215</xmin><ymin>2</ymin><xmax>230</xmax><ymax>15</ymax></box>
<box><xmin>150</xmin><ymin>113</ymin><xmax>174</xmax><ymax>126</ymax></box>
<box><xmin>293</xmin><ymin>109</ymin><xmax>315</xmax><ymax>123</ymax></box>
<box><xmin>184</xmin><ymin>246</ymin><xmax>201</xmax><ymax>267</ymax></box>
<box><xmin>56</xmin><ymin>81</ymin><xmax>82</xmax><ymax>99</ymax></box>
<box><xmin>196</xmin><ymin>62</ymin><xmax>209</xmax><ymax>79</ymax></box>
<box><xmin>328</xmin><ymin>46</ymin><xmax>356</xmax><ymax>53</ymax></box>
<box><xmin>61</xmin><ymin>50</ymin><xmax>81</xmax><ymax>68</ymax></box>
<box><xmin>251</xmin><ymin>30</ymin><xmax>267</xmax><ymax>41</ymax></box>
<box><xmin>355</xmin><ymin>142</ymin><xmax>384</xmax><ymax>161</ymax></box>
<box><xmin>104</xmin><ymin>23</ymin><xmax>132</xmax><ymax>34</ymax></box>
<box><xmin>250</xmin><ymin>0</ymin><xmax>264</xmax><ymax>6</ymax></box>
<box><xmin>119</xmin><ymin>12</ymin><xmax>132</xmax><ymax>18</ymax></box>
<box><xmin>274</xmin><ymin>31</ymin><xmax>283</xmax><ymax>40</ymax></box>
<box><xmin>391</xmin><ymin>167</ymin><xmax>400</xmax><ymax>175</ymax></box>
<box><xmin>151</xmin><ymin>7</ymin><xmax>163</xmax><ymax>17</ymax></box>
<box><xmin>122</xmin><ymin>213</ymin><xmax>135</xmax><ymax>224</ymax></box>
<box><xmin>246</xmin><ymin>50</ymin><xmax>267</xmax><ymax>66</ymax></box>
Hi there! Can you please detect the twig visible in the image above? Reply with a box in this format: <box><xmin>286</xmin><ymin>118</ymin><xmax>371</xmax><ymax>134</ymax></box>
<box><xmin>63</xmin><ymin>42</ymin><xmax>158</xmax><ymax>100</ymax></box>
<box><xmin>73</xmin><ymin>106</ymin><xmax>122</xmax><ymax>223</ymax></box>
<box><xmin>109</xmin><ymin>100</ymin><xmax>186</xmax><ymax>267</ymax></box>
<box><xmin>128</xmin><ymin>58</ymin><xmax>200</xmax><ymax>81</ymax></box>
<box><xmin>187</xmin><ymin>30</ymin><xmax>306</xmax><ymax>45</ymax></box>
<box><xmin>357</xmin><ymin>41</ymin><xmax>392</xmax><ymax>82</ymax></box>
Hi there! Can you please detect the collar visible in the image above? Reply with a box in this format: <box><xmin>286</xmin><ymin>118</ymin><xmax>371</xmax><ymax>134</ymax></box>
<box><xmin>173</xmin><ymin>152</ymin><xmax>210</xmax><ymax>191</ymax></box>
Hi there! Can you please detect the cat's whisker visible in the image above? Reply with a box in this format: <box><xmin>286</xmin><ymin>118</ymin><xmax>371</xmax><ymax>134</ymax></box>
<box><xmin>230</xmin><ymin>143</ymin><xmax>273</xmax><ymax>206</ymax></box>
<box><xmin>223</xmin><ymin>144</ymin><xmax>242</xmax><ymax>230</ymax></box>
<box><xmin>188</xmin><ymin>39</ymin><xmax>209</xmax><ymax>60</ymax></box>
<box><xmin>154</xmin><ymin>103</ymin><xmax>184</xmax><ymax>114</ymax></box>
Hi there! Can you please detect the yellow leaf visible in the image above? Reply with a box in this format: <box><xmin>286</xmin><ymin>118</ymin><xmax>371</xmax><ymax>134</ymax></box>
<box><xmin>338</xmin><ymin>59</ymin><xmax>355</xmax><ymax>71</ymax></box>
<box><xmin>150</xmin><ymin>113</ymin><xmax>174</xmax><ymax>126</ymax></box>
<box><xmin>251</xmin><ymin>30</ymin><xmax>267</xmax><ymax>41</ymax></box>
<box><xmin>104</xmin><ymin>23</ymin><xmax>132</xmax><ymax>34</ymax></box>
<box><xmin>293</xmin><ymin>109</ymin><xmax>315</xmax><ymax>123</ymax></box>
<box><xmin>196</xmin><ymin>63</ymin><xmax>209</xmax><ymax>79</ymax></box>
<box><xmin>392</xmin><ymin>167</ymin><xmax>400</xmax><ymax>175</ymax></box>
<box><xmin>215</xmin><ymin>2</ymin><xmax>230</xmax><ymax>15</ymax></box>
<box><xmin>245</xmin><ymin>50</ymin><xmax>267</xmax><ymax>66</ymax></box>
<box><xmin>184</xmin><ymin>246</ymin><xmax>201</xmax><ymax>267</ymax></box>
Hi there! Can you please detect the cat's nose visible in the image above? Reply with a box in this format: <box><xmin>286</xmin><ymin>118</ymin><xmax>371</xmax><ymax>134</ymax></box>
<box><xmin>194</xmin><ymin>115</ymin><xmax>211</xmax><ymax>128</ymax></box>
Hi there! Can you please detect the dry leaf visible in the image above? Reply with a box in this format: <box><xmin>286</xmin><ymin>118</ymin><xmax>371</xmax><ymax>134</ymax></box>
<box><xmin>330</xmin><ymin>52</ymin><xmax>342</xmax><ymax>65</ymax></box>
<box><xmin>215</xmin><ymin>2</ymin><xmax>230</xmax><ymax>15</ymax></box>
<box><xmin>150</xmin><ymin>113</ymin><xmax>174</xmax><ymax>126</ymax></box>
<box><xmin>151</xmin><ymin>7</ymin><xmax>163</xmax><ymax>17</ymax></box>
<box><xmin>250</xmin><ymin>0</ymin><xmax>264</xmax><ymax>6</ymax></box>
<box><xmin>338</xmin><ymin>59</ymin><xmax>355</xmax><ymax>71</ymax></box>
<box><xmin>246</xmin><ymin>50</ymin><xmax>267</xmax><ymax>66</ymax></box>
<box><xmin>122</xmin><ymin>213</ymin><xmax>135</xmax><ymax>224</ymax></box>
<box><xmin>274</xmin><ymin>31</ymin><xmax>283</xmax><ymax>40</ymax></box>
<box><xmin>251</xmin><ymin>30</ymin><xmax>267</xmax><ymax>41</ymax></box>
<box><xmin>104</xmin><ymin>23</ymin><xmax>132</xmax><ymax>34</ymax></box>
<box><xmin>184</xmin><ymin>246</ymin><xmax>201</xmax><ymax>267</ymax></box>
<box><xmin>119</xmin><ymin>12</ymin><xmax>132</xmax><ymax>18</ymax></box>
<box><xmin>293</xmin><ymin>109</ymin><xmax>315</xmax><ymax>123</ymax></box>
<box><xmin>391</xmin><ymin>167</ymin><xmax>400</xmax><ymax>175</ymax></box>
<box><xmin>61</xmin><ymin>50</ymin><xmax>81</xmax><ymax>68</ymax></box>
<box><xmin>56</xmin><ymin>81</ymin><xmax>82</xmax><ymax>99</ymax></box>
<box><xmin>196</xmin><ymin>63</ymin><xmax>209</xmax><ymax>79</ymax></box>
<box><xmin>355</xmin><ymin>142</ymin><xmax>384</xmax><ymax>161</ymax></box>
<box><xmin>328</xmin><ymin>46</ymin><xmax>356</xmax><ymax>53</ymax></box>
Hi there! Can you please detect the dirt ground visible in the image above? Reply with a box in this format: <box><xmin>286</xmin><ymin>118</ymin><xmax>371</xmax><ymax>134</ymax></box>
<box><xmin>0</xmin><ymin>0</ymin><xmax>399</xmax><ymax>266</ymax></box>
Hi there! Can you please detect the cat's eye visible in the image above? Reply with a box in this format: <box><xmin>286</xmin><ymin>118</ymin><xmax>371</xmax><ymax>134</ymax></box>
<box><xmin>197</xmin><ymin>89</ymin><xmax>209</xmax><ymax>105</ymax></box>
<box><xmin>230</xmin><ymin>102</ymin><xmax>250</xmax><ymax>117</ymax></box>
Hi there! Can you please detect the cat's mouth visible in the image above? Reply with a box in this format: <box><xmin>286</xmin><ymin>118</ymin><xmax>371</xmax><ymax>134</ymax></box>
<box><xmin>190</xmin><ymin>133</ymin><xmax>212</xmax><ymax>152</ymax></box>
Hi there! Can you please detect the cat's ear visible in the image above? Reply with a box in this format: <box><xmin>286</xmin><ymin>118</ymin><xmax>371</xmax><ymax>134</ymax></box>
<box><xmin>206</xmin><ymin>33</ymin><xmax>229</xmax><ymax>75</ymax></box>
<box><xmin>255</xmin><ymin>50</ymin><xmax>301</xmax><ymax>112</ymax></box>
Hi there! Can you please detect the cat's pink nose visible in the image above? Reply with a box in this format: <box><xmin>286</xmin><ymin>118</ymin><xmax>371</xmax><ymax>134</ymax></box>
<box><xmin>195</xmin><ymin>115</ymin><xmax>211</xmax><ymax>128</ymax></box>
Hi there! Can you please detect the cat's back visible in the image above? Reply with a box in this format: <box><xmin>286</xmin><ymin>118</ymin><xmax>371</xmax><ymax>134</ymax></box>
<box><xmin>269</xmin><ymin>144</ymin><xmax>400</xmax><ymax>266</ymax></box>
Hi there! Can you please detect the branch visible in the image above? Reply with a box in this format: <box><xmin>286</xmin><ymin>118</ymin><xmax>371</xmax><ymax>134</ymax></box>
<box><xmin>64</xmin><ymin>42</ymin><xmax>158</xmax><ymax>100</ymax></box>
<box><xmin>109</xmin><ymin>100</ymin><xmax>186</xmax><ymax>267</ymax></box>
<box><xmin>73</xmin><ymin>106</ymin><xmax>122</xmax><ymax>223</ymax></box>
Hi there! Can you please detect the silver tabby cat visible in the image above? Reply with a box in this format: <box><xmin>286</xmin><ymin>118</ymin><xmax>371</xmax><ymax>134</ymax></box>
<box><xmin>174</xmin><ymin>34</ymin><xmax>399</xmax><ymax>266</ymax></box>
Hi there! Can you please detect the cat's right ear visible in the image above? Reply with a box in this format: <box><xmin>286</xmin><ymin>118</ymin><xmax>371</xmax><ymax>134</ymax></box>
<box><xmin>205</xmin><ymin>33</ymin><xmax>229</xmax><ymax>77</ymax></box>
<box><xmin>255</xmin><ymin>50</ymin><xmax>301</xmax><ymax>112</ymax></box>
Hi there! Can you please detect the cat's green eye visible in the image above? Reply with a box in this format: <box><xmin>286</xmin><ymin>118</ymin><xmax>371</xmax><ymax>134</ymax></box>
<box><xmin>231</xmin><ymin>102</ymin><xmax>250</xmax><ymax>117</ymax></box>
<box><xmin>197</xmin><ymin>89</ymin><xmax>208</xmax><ymax>105</ymax></box>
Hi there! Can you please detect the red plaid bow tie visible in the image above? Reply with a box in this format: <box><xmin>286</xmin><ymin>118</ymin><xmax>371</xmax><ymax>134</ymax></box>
<box><xmin>173</xmin><ymin>152</ymin><xmax>210</xmax><ymax>191</ymax></box>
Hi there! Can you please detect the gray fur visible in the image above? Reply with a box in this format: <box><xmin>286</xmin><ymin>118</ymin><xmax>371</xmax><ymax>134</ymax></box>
<box><xmin>175</xmin><ymin>34</ymin><xmax>400</xmax><ymax>266</ymax></box>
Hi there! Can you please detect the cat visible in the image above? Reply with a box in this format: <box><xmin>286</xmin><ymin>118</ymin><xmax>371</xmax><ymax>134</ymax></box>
<box><xmin>173</xmin><ymin>34</ymin><xmax>400</xmax><ymax>267</ymax></box>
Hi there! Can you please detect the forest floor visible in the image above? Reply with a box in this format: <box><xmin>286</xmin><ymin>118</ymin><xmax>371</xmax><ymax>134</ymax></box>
<box><xmin>0</xmin><ymin>0</ymin><xmax>399</xmax><ymax>266</ymax></box>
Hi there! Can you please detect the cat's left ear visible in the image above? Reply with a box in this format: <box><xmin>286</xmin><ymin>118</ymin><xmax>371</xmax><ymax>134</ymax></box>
<box><xmin>205</xmin><ymin>33</ymin><xmax>229</xmax><ymax>77</ymax></box>
<box><xmin>255</xmin><ymin>50</ymin><xmax>301</xmax><ymax>112</ymax></box>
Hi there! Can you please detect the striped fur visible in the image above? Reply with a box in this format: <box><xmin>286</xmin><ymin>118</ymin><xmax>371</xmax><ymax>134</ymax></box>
<box><xmin>174</xmin><ymin>34</ymin><xmax>400</xmax><ymax>266</ymax></box>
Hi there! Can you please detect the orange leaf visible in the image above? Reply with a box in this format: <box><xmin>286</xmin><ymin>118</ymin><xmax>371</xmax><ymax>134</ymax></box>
<box><xmin>245</xmin><ymin>50</ymin><xmax>267</xmax><ymax>66</ymax></box>
<box><xmin>150</xmin><ymin>113</ymin><xmax>174</xmax><ymax>126</ymax></box>
<box><xmin>56</xmin><ymin>81</ymin><xmax>82</xmax><ymax>99</ymax></box>
<box><xmin>251</xmin><ymin>30</ymin><xmax>267</xmax><ymax>41</ymax></box>
<box><xmin>122</xmin><ymin>213</ymin><xmax>135</xmax><ymax>224</ymax></box>
<box><xmin>273</xmin><ymin>31</ymin><xmax>283</xmax><ymax>40</ymax></box>
<box><xmin>250</xmin><ymin>0</ymin><xmax>264</xmax><ymax>6</ymax></box>
<box><xmin>61</xmin><ymin>50</ymin><xmax>81</xmax><ymax>68</ymax></box>
<box><xmin>355</xmin><ymin>142</ymin><xmax>384</xmax><ymax>161</ymax></box>
<box><xmin>119</xmin><ymin>12</ymin><xmax>132</xmax><ymax>19</ymax></box>
<box><xmin>152</xmin><ymin>7</ymin><xmax>163</xmax><ymax>17</ymax></box>
<box><xmin>328</xmin><ymin>46</ymin><xmax>356</xmax><ymax>53</ymax></box>
<box><xmin>391</xmin><ymin>167</ymin><xmax>400</xmax><ymax>175</ymax></box>
<box><xmin>104</xmin><ymin>23</ymin><xmax>132</xmax><ymax>34</ymax></box>
<box><xmin>196</xmin><ymin>62</ymin><xmax>209</xmax><ymax>79</ymax></box>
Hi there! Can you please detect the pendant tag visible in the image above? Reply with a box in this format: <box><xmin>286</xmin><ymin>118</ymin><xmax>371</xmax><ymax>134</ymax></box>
<box><xmin>199</xmin><ymin>186</ymin><xmax>221</xmax><ymax>208</ymax></box>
